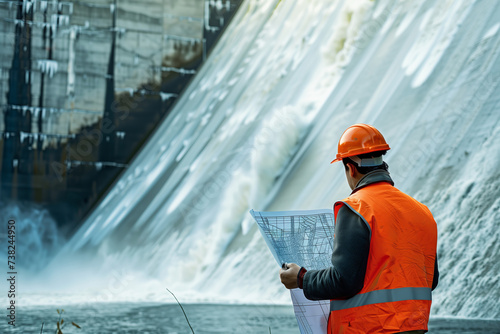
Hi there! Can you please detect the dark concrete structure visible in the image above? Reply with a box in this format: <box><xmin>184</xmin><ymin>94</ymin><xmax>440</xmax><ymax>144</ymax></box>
<box><xmin>0</xmin><ymin>0</ymin><xmax>241</xmax><ymax>234</ymax></box>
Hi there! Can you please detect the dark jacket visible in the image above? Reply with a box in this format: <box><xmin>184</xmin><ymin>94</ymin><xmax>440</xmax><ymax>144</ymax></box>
<box><xmin>302</xmin><ymin>170</ymin><xmax>439</xmax><ymax>300</ymax></box>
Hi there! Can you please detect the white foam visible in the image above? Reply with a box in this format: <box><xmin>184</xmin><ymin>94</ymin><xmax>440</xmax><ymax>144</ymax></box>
<box><xmin>395</xmin><ymin>1</ymin><xmax>424</xmax><ymax>37</ymax></box>
<box><xmin>482</xmin><ymin>22</ymin><xmax>500</xmax><ymax>40</ymax></box>
<box><xmin>411</xmin><ymin>0</ymin><xmax>475</xmax><ymax>87</ymax></box>
<box><xmin>0</xmin><ymin>203</ymin><xmax>63</xmax><ymax>272</ymax></box>
<box><xmin>401</xmin><ymin>0</ymin><xmax>475</xmax><ymax>87</ymax></box>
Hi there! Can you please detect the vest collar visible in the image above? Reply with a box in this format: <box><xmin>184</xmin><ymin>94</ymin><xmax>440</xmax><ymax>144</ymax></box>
<box><xmin>352</xmin><ymin>170</ymin><xmax>394</xmax><ymax>194</ymax></box>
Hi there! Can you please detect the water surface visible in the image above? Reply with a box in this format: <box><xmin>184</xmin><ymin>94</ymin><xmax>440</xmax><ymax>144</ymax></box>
<box><xmin>2</xmin><ymin>303</ymin><xmax>498</xmax><ymax>333</ymax></box>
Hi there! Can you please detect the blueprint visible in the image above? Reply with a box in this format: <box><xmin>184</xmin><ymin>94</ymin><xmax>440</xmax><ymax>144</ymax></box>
<box><xmin>249</xmin><ymin>209</ymin><xmax>335</xmax><ymax>334</ymax></box>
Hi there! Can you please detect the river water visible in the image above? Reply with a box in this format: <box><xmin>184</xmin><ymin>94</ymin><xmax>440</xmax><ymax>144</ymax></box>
<box><xmin>1</xmin><ymin>303</ymin><xmax>499</xmax><ymax>333</ymax></box>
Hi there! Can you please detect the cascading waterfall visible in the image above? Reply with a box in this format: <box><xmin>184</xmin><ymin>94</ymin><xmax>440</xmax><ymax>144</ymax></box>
<box><xmin>15</xmin><ymin>0</ymin><xmax>500</xmax><ymax>319</ymax></box>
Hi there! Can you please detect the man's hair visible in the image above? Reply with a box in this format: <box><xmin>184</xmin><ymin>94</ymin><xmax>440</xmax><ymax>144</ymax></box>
<box><xmin>342</xmin><ymin>150</ymin><xmax>388</xmax><ymax>174</ymax></box>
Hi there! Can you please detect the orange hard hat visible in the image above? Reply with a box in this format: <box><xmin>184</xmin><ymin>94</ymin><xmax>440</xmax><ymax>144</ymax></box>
<box><xmin>331</xmin><ymin>124</ymin><xmax>390</xmax><ymax>163</ymax></box>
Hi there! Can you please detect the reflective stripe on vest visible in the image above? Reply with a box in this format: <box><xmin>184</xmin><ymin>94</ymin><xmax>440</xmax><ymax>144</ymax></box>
<box><xmin>330</xmin><ymin>287</ymin><xmax>432</xmax><ymax>311</ymax></box>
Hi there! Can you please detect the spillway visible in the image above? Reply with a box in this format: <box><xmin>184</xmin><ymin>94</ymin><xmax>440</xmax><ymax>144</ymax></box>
<box><xmin>29</xmin><ymin>0</ymin><xmax>500</xmax><ymax>319</ymax></box>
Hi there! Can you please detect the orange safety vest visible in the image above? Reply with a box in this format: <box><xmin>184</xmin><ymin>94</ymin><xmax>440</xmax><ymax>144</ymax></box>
<box><xmin>328</xmin><ymin>181</ymin><xmax>437</xmax><ymax>334</ymax></box>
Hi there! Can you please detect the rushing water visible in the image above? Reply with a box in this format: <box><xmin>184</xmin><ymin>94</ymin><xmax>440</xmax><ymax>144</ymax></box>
<box><xmin>1</xmin><ymin>0</ymin><xmax>500</xmax><ymax>330</ymax></box>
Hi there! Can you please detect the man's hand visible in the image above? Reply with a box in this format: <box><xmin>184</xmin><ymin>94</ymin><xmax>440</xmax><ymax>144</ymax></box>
<box><xmin>280</xmin><ymin>263</ymin><xmax>300</xmax><ymax>289</ymax></box>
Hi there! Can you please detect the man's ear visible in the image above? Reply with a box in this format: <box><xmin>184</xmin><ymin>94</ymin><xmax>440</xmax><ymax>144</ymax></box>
<box><xmin>347</xmin><ymin>163</ymin><xmax>356</xmax><ymax>178</ymax></box>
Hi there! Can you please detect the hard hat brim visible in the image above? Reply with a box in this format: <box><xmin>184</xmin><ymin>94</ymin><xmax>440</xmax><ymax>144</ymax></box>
<box><xmin>330</xmin><ymin>157</ymin><xmax>341</xmax><ymax>164</ymax></box>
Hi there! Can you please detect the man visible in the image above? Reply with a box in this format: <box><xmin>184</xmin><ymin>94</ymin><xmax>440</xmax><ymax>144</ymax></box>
<box><xmin>280</xmin><ymin>124</ymin><xmax>439</xmax><ymax>334</ymax></box>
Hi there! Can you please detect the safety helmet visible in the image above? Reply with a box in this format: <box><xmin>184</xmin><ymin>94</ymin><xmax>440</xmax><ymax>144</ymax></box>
<box><xmin>330</xmin><ymin>123</ymin><xmax>390</xmax><ymax>164</ymax></box>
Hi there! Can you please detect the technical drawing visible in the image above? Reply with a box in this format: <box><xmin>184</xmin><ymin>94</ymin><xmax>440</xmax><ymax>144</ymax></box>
<box><xmin>250</xmin><ymin>209</ymin><xmax>335</xmax><ymax>334</ymax></box>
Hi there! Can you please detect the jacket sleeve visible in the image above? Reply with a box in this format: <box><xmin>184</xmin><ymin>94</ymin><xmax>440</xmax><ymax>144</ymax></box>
<box><xmin>432</xmin><ymin>255</ymin><xmax>439</xmax><ymax>290</ymax></box>
<box><xmin>302</xmin><ymin>204</ymin><xmax>370</xmax><ymax>301</ymax></box>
